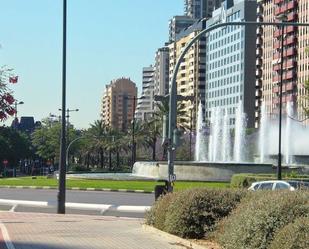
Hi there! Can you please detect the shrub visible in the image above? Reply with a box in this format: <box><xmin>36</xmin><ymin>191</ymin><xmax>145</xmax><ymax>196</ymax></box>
<box><xmin>163</xmin><ymin>188</ymin><xmax>245</xmax><ymax>239</ymax></box>
<box><xmin>145</xmin><ymin>192</ymin><xmax>176</xmax><ymax>230</ymax></box>
<box><xmin>230</xmin><ymin>173</ymin><xmax>309</xmax><ymax>188</ymax></box>
<box><xmin>269</xmin><ymin>217</ymin><xmax>309</xmax><ymax>249</ymax></box>
<box><xmin>216</xmin><ymin>191</ymin><xmax>309</xmax><ymax>249</ymax></box>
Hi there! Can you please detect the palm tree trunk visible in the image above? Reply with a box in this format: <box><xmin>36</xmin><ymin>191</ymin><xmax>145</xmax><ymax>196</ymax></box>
<box><xmin>152</xmin><ymin>137</ymin><xmax>157</xmax><ymax>161</ymax></box>
<box><xmin>86</xmin><ymin>153</ymin><xmax>90</xmax><ymax>169</ymax></box>
<box><xmin>109</xmin><ymin>150</ymin><xmax>112</xmax><ymax>171</ymax></box>
<box><xmin>116</xmin><ymin>149</ymin><xmax>120</xmax><ymax>170</ymax></box>
<box><xmin>99</xmin><ymin>147</ymin><xmax>104</xmax><ymax>168</ymax></box>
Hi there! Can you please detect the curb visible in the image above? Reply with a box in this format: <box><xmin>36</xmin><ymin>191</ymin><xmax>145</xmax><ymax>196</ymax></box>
<box><xmin>0</xmin><ymin>185</ymin><xmax>154</xmax><ymax>194</ymax></box>
<box><xmin>143</xmin><ymin>225</ymin><xmax>219</xmax><ymax>249</ymax></box>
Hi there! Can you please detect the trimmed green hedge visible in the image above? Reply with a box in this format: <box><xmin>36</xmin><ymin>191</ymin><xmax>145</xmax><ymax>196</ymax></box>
<box><xmin>230</xmin><ymin>173</ymin><xmax>309</xmax><ymax>188</ymax></box>
<box><xmin>269</xmin><ymin>217</ymin><xmax>309</xmax><ymax>249</ymax></box>
<box><xmin>146</xmin><ymin>188</ymin><xmax>245</xmax><ymax>239</ymax></box>
<box><xmin>216</xmin><ymin>191</ymin><xmax>309</xmax><ymax>249</ymax></box>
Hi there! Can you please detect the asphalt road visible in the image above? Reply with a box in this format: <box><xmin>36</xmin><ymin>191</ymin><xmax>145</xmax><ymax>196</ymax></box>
<box><xmin>0</xmin><ymin>189</ymin><xmax>155</xmax><ymax>218</ymax></box>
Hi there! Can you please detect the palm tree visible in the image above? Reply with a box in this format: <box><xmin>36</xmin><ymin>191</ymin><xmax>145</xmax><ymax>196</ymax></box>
<box><xmin>86</xmin><ymin>120</ymin><xmax>109</xmax><ymax>168</ymax></box>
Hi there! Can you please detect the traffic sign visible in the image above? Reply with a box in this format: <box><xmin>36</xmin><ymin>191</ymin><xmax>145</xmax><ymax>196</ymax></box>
<box><xmin>169</xmin><ymin>174</ymin><xmax>176</xmax><ymax>182</ymax></box>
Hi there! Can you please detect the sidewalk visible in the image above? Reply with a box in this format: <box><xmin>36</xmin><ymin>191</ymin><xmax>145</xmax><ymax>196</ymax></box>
<box><xmin>0</xmin><ymin>212</ymin><xmax>189</xmax><ymax>249</ymax></box>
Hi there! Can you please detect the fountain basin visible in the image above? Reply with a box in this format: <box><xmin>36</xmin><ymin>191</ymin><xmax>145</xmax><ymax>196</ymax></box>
<box><xmin>132</xmin><ymin>161</ymin><xmax>309</xmax><ymax>182</ymax></box>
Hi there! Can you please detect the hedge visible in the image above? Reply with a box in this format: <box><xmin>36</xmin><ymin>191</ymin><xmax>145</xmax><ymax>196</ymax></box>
<box><xmin>269</xmin><ymin>217</ymin><xmax>309</xmax><ymax>249</ymax></box>
<box><xmin>146</xmin><ymin>188</ymin><xmax>245</xmax><ymax>239</ymax></box>
<box><xmin>230</xmin><ymin>173</ymin><xmax>309</xmax><ymax>188</ymax></box>
<box><xmin>216</xmin><ymin>191</ymin><xmax>309</xmax><ymax>249</ymax></box>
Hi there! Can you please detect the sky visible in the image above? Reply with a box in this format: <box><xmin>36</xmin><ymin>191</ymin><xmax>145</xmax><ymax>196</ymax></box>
<box><xmin>0</xmin><ymin>0</ymin><xmax>183</xmax><ymax>129</ymax></box>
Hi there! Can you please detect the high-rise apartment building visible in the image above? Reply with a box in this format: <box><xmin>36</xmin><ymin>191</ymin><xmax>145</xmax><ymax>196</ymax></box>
<box><xmin>101</xmin><ymin>78</ymin><xmax>137</xmax><ymax>131</ymax></box>
<box><xmin>135</xmin><ymin>66</ymin><xmax>155</xmax><ymax>121</ymax></box>
<box><xmin>154</xmin><ymin>47</ymin><xmax>170</xmax><ymax>97</ymax></box>
<box><xmin>168</xmin><ymin>19</ymin><xmax>207</xmax><ymax>129</ymax></box>
<box><xmin>205</xmin><ymin>0</ymin><xmax>257</xmax><ymax>128</ymax></box>
<box><xmin>184</xmin><ymin>0</ymin><xmax>222</xmax><ymax>19</ymax></box>
<box><xmin>255</xmin><ymin>0</ymin><xmax>309</xmax><ymax>127</ymax></box>
<box><xmin>169</xmin><ymin>16</ymin><xmax>196</xmax><ymax>42</ymax></box>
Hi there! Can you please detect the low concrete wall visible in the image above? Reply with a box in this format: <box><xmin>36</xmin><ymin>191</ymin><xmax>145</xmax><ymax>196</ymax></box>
<box><xmin>132</xmin><ymin>161</ymin><xmax>309</xmax><ymax>182</ymax></box>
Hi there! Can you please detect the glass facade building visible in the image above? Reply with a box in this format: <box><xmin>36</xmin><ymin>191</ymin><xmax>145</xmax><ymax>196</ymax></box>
<box><xmin>205</xmin><ymin>0</ymin><xmax>257</xmax><ymax>128</ymax></box>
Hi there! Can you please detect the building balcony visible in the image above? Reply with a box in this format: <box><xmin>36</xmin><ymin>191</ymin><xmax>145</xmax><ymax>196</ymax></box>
<box><xmin>256</xmin><ymin>69</ymin><xmax>262</xmax><ymax>77</ymax></box>
<box><xmin>256</xmin><ymin>89</ymin><xmax>262</xmax><ymax>98</ymax></box>
<box><xmin>272</xmin><ymin>82</ymin><xmax>296</xmax><ymax>93</ymax></box>
<box><xmin>257</xmin><ymin>16</ymin><xmax>263</xmax><ymax>22</ymax></box>
<box><xmin>283</xmin><ymin>70</ymin><xmax>295</xmax><ymax>80</ymax></box>
<box><xmin>286</xmin><ymin>47</ymin><xmax>296</xmax><ymax>56</ymax></box>
<box><xmin>273</xmin><ymin>64</ymin><xmax>281</xmax><ymax>71</ymax></box>
<box><xmin>285</xmin><ymin>59</ymin><xmax>296</xmax><ymax>68</ymax></box>
<box><xmin>256</xmin><ymin>26</ymin><xmax>263</xmax><ymax>35</ymax></box>
<box><xmin>273</xmin><ymin>52</ymin><xmax>281</xmax><ymax>60</ymax></box>
<box><xmin>273</xmin><ymin>29</ymin><xmax>282</xmax><ymax>38</ymax></box>
<box><xmin>256</xmin><ymin>36</ymin><xmax>263</xmax><ymax>45</ymax></box>
<box><xmin>274</xmin><ymin>41</ymin><xmax>280</xmax><ymax>49</ymax></box>
<box><xmin>255</xmin><ymin>99</ymin><xmax>261</xmax><ymax>108</ymax></box>
<box><xmin>286</xmin><ymin>26</ymin><xmax>297</xmax><ymax>34</ymax></box>
<box><xmin>256</xmin><ymin>79</ymin><xmax>262</xmax><ymax>88</ymax></box>
<box><xmin>287</xmin><ymin>12</ymin><xmax>297</xmax><ymax>21</ymax></box>
<box><xmin>256</xmin><ymin>58</ymin><xmax>262</xmax><ymax>67</ymax></box>
<box><xmin>273</xmin><ymin>75</ymin><xmax>280</xmax><ymax>83</ymax></box>
<box><xmin>285</xmin><ymin>36</ymin><xmax>297</xmax><ymax>46</ymax></box>
<box><xmin>257</xmin><ymin>4</ymin><xmax>263</xmax><ymax>13</ymax></box>
<box><xmin>287</xmin><ymin>1</ymin><xmax>297</xmax><ymax>10</ymax></box>
<box><xmin>256</xmin><ymin>47</ymin><xmax>263</xmax><ymax>57</ymax></box>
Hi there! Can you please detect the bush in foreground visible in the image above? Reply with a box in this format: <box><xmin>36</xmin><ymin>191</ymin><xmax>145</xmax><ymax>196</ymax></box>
<box><xmin>146</xmin><ymin>188</ymin><xmax>245</xmax><ymax>239</ymax></box>
<box><xmin>216</xmin><ymin>191</ymin><xmax>309</xmax><ymax>249</ymax></box>
<box><xmin>145</xmin><ymin>192</ymin><xmax>176</xmax><ymax>231</ymax></box>
<box><xmin>269</xmin><ymin>217</ymin><xmax>309</xmax><ymax>249</ymax></box>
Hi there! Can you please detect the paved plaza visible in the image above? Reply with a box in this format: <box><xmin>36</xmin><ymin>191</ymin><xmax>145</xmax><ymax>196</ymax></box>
<box><xmin>0</xmin><ymin>212</ymin><xmax>189</xmax><ymax>249</ymax></box>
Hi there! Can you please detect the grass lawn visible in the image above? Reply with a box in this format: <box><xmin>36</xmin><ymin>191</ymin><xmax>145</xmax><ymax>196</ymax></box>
<box><xmin>0</xmin><ymin>176</ymin><xmax>229</xmax><ymax>192</ymax></box>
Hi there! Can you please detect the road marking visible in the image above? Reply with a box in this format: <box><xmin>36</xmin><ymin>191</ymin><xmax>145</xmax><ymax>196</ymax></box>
<box><xmin>8</xmin><ymin>205</ymin><xmax>17</xmax><ymax>212</ymax></box>
<box><xmin>0</xmin><ymin>199</ymin><xmax>150</xmax><ymax>213</ymax></box>
<box><xmin>0</xmin><ymin>223</ymin><xmax>15</xmax><ymax>249</ymax></box>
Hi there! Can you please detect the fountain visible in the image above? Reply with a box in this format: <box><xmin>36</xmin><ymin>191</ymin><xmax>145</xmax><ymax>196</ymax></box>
<box><xmin>259</xmin><ymin>103</ymin><xmax>267</xmax><ymax>163</ymax></box>
<box><xmin>285</xmin><ymin>101</ymin><xmax>293</xmax><ymax>164</ymax></box>
<box><xmin>233</xmin><ymin>101</ymin><xmax>247</xmax><ymax>162</ymax></box>
<box><xmin>222</xmin><ymin>109</ymin><xmax>231</xmax><ymax>162</ymax></box>
<box><xmin>76</xmin><ymin>101</ymin><xmax>308</xmax><ymax>183</ymax></box>
<box><xmin>195</xmin><ymin>102</ymin><xmax>207</xmax><ymax>161</ymax></box>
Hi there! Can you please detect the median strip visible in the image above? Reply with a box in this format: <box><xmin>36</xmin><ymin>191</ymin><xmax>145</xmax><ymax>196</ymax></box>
<box><xmin>0</xmin><ymin>185</ymin><xmax>154</xmax><ymax>193</ymax></box>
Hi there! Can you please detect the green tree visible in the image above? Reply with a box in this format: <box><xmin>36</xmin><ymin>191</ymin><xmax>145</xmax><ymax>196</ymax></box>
<box><xmin>0</xmin><ymin>127</ymin><xmax>32</xmax><ymax>170</ymax></box>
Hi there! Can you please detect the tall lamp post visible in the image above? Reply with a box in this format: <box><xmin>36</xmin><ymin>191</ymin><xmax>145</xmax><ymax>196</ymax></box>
<box><xmin>58</xmin><ymin>0</ymin><xmax>67</xmax><ymax>214</ymax></box>
<box><xmin>275</xmin><ymin>14</ymin><xmax>287</xmax><ymax>180</ymax></box>
<box><xmin>59</xmin><ymin>108</ymin><xmax>79</xmax><ymax>142</ymax></box>
<box><xmin>14</xmin><ymin>101</ymin><xmax>24</xmax><ymax>119</ymax></box>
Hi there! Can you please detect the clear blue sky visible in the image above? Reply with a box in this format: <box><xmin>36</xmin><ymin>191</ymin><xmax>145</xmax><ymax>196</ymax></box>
<box><xmin>0</xmin><ymin>0</ymin><xmax>183</xmax><ymax>128</ymax></box>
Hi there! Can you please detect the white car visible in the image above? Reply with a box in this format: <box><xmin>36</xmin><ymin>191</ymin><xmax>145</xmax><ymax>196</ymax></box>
<box><xmin>248</xmin><ymin>180</ymin><xmax>295</xmax><ymax>191</ymax></box>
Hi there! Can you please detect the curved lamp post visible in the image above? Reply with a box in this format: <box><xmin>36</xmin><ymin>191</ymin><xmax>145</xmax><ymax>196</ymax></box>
<box><xmin>167</xmin><ymin>21</ymin><xmax>309</xmax><ymax>192</ymax></box>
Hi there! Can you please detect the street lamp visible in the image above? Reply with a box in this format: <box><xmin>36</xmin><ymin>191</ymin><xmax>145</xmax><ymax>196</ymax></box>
<box><xmin>59</xmin><ymin>108</ymin><xmax>79</xmax><ymax>142</ymax></box>
<box><xmin>58</xmin><ymin>0</ymin><xmax>67</xmax><ymax>215</ymax></box>
<box><xmin>275</xmin><ymin>13</ymin><xmax>287</xmax><ymax>180</ymax></box>
<box><xmin>14</xmin><ymin>101</ymin><xmax>24</xmax><ymax>119</ymax></box>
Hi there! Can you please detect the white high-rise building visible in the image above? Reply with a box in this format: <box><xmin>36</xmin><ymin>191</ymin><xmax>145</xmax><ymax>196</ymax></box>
<box><xmin>154</xmin><ymin>47</ymin><xmax>170</xmax><ymax>97</ymax></box>
<box><xmin>135</xmin><ymin>66</ymin><xmax>155</xmax><ymax>121</ymax></box>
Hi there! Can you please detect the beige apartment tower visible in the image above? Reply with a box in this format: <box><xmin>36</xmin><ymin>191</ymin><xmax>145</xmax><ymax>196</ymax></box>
<box><xmin>168</xmin><ymin>19</ymin><xmax>206</xmax><ymax>129</ymax></box>
<box><xmin>255</xmin><ymin>0</ymin><xmax>309</xmax><ymax>127</ymax></box>
<box><xmin>101</xmin><ymin>78</ymin><xmax>137</xmax><ymax>131</ymax></box>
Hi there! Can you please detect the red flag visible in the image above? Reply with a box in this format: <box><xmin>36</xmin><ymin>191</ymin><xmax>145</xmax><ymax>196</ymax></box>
<box><xmin>9</xmin><ymin>76</ymin><xmax>18</xmax><ymax>83</ymax></box>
